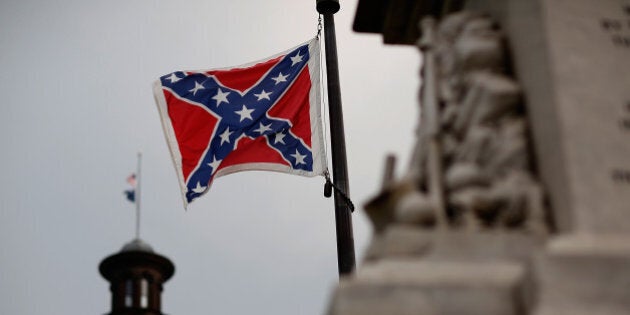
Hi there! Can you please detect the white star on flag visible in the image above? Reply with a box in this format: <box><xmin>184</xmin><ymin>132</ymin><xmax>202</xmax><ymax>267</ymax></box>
<box><xmin>212</xmin><ymin>88</ymin><xmax>230</xmax><ymax>106</ymax></box>
<box><xmin>235</xmin><ymin>105</ymin><xmax>254</xmax><ymax>122</ymax></box>
<box><xmin>192</xmin><ymin>182</ymin><xmax>206</xmax><ymax>194</ymax></box>
<box><xmin>189</xmin><ymin>81</ymin><xmax>205</xmax><ymax>95</ymax></box>
<box><xmin>274</xmin><ymin>131</ymin><xmax>286</xmax><ymax>144</ymax></box>
<box><xmin>166</xmin><ymin>73</ymin><xmax>181</xmax><ymax>83</ymax></box>
<box><xmin>219</xmin><ymin>127</ymin><xmax>233</xmax><ymax>145</ymax></box>
<box><xmin>271</xmin><ymin>72</ymin><xmax>288</xmax><ymax>85</ymax></box>
<box><xmin>291</xmin><ymin>149</ymin><xmax>306</xmax><ymax>165</ymax></box>
<box><xmin>207</xmin><ymin>155</ymin><xmax>222</xmax><ymax>174</ymax></box>
<box><xmin>254</xmin><ymin>90</ymin><xmax>272</xmax><ymax>101</ymax></box>
<box><xmin>253</xmin><ymin>123</ymin><xmax>272</xmax><ymax>135</ymax></box>
<box><xmin>290</xmin><ymin>52</ymin><xmax>304</xmax><ymax>66</ymax></box>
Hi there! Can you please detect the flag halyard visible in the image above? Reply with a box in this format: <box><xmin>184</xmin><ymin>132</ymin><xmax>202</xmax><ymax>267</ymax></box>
<box><xmin>154</xmin><ymin>39</ymin><xmax>326</xmax><ymax>207</ymax></box>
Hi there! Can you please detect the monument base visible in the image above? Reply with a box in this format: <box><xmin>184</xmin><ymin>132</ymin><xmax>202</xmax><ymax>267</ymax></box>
<box><xmin>533</xmin><ymin>234</ymin><xmax>630</xmax><ymax>315</ymax></box>
<box><xmin>327</xmin><ymin>229</ymin><xmax>543</xmax><ymax>315</ymax></box>
<box><xmin>364</xmin><ymin>226</ymin><xmax>546</xmax><ymax>263</ymax></box>
<box><xmin>328</xmin><ymin>259</ymin><xmax>528</xmax><ymax>315</ymax></box>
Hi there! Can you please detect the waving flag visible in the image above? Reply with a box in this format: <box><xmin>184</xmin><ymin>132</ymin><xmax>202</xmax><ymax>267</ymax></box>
<box><xmin>124</xmin><ymin>173</ymin><xmax>136</xmax><ymax>203</ymax></box>
<box><xmin>153</xmin><ymin>38</ymin><xmax>327</xmax><ymax>206</ymax></box>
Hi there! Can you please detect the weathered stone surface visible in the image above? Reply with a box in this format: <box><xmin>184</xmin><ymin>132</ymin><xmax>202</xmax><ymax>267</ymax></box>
<box><xmin>363</xmin><ymin>225</ymin><xmax>432</xmax><ymax>261</ymax></box>
<box><xmin>327</xmin><ymin>280</ymin><xmax>436</xmax><ymax>315</ymax></box>
<box><xmin>540</xmin><ymin>0</ymin><xmax>630</xmax><ymax>233</ymax></box>
<box><xmin>412</xmin><ymin>11</ymin><xmax>550</xmax><ymax>232</ymax></box>
<box><xmin>348</xmin><ymin>260</ymin><xmax>530</xmax><ymax>315</ymax></box>
<box><xmin>394</xmin><ymin>191</ymin><xmax>436</xmax><ymax>226</ymax></box>
<box><xmin>364</xmin><ymin>226</ymin><xmax>545</xmax><ymax>262</ymax></box>
<box><xmin>445</xmin><ymin>163</ymin><xmax>489</xmax><ymax>191</ymax></box>
<box><xmin>364</xmin><ymin>177</ymin><xmax>418</xmax><ymax>233</ymax></box>
<box><xmin>452</xmin><ymin>72</ymin><xmax>520</xmax><ymax>136</ymax></box>
<box><xmin>533</xmin><ymin>235</ymin><xmax>630</xmax><ymax>315</ymax></box>
<box><xmin>466</xmin><ymin>0</ymin><xmax>630</xmax><ymax>233</ymax></box>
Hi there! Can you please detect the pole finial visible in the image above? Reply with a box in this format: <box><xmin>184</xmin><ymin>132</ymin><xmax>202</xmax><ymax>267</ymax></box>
<box><xmin>316</xmin><ymin>0</ymin><xmax>340</xmax><ymax>14</ymax></box>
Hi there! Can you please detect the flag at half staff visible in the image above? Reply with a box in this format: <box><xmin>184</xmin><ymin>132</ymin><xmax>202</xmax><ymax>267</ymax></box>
<box><xmin>124</xmin><ymin>173</ymin><xmax>136</xmax><ymax>203</ymax></box>
<box><xmin>153</xmin><ymin>38</ymin><xmax>327</xmax><ymax>207</ymax></box>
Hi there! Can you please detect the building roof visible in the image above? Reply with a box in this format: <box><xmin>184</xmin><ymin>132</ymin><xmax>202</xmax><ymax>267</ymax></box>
<box><xmin>120</xmin><ymin>238</ymin><xmax>155</xmax><ymax>253</ymax></box>
<box><xmin>352</xmin><ymin>0</ymin><xmax>463</xmax><ymax>44</ymax></box>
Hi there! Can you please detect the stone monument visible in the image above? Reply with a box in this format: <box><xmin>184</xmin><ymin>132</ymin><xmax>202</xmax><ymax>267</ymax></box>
<box><xmin>326</xmin><ymin>0</ymin><xmax>630</xmax><ymax>314</ymax></box>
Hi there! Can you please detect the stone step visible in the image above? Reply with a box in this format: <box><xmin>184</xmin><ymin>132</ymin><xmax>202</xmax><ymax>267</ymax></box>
<box><xmin>533</xmin><ymin>235</ymin><xmax>630</xmax><ymax>315</ymax></box>
<box><xmin>328</xmin><ymin>259</ymin><xmax>529</xmax><ymax>315</ymax></box>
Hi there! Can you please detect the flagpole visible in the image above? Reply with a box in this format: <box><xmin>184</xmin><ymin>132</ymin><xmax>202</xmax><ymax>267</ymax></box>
<box><xmin>316</xmin><ymin>0</ymin><xmax>356</xmax><ymax>276</ymax></box>
<box><xmin>136</xmin><ymin>152</ymin><xmax>142</xmax><ymax>240</ymax></box>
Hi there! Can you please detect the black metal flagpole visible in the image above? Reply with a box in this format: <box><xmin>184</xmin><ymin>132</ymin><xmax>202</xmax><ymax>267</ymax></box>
<box><xmin>316</xmin><ymin>0</ymin><xmax>356</xmax><ymax>276</ymax></box>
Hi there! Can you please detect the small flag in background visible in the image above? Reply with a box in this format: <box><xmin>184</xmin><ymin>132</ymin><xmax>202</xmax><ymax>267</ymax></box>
<box><xmin>124</xmin><ymin>173</ymin><xmax>136</xmax><ymax>203</ymax></box>
<box><xmin>153</xmin><ymin>38</ymin><xmax>326</xmax><ymax>206</ymax></box>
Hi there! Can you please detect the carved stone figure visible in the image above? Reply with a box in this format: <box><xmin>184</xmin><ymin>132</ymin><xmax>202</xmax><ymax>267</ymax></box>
<box><xmin>366</xmin><ymin>12</ymin><xmax>549</xmax><ymax>234</ymax></box>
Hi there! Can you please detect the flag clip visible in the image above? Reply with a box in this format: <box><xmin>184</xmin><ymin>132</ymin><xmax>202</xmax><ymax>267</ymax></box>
<box><xmin>324</xmin><ymin>172</ymin><xmax>355</xmax><ymax>212</ymax></box>
<box><xmin>324</xmin><ymin>179</ymin><xmax>333</xmax><ymax>197</ymax></box>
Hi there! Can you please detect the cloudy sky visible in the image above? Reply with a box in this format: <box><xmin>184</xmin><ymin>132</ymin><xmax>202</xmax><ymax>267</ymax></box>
<box><xmin>0</xmin><ymin>0</ymin><xmax>419</xmax><ymax>314</ymax></box>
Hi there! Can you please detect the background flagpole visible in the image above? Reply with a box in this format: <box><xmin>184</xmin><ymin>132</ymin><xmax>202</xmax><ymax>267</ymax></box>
<box><xmin>316</xmin><ymin>0</ymin><xmax>356</xmax><ymax>276</ymax></box>
<box><xmin>136</xmin><ymin>152</ymin><xmax>142</xmax><ymax>240</ymax></box>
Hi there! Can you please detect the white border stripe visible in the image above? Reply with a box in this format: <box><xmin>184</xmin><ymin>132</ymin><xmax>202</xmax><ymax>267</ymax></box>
<box><xmin>153</xmin><ymin>81</ymin><xmax>190</xmax><ymax>208</ymax></box>
<box><xmin>307</xmin><ymin>38</ymin><xmax>327</xmax><ymax>176</ymax></box>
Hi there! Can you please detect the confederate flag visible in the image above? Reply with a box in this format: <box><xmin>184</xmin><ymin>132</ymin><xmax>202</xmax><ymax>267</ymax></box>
<box><xmin>153</xmin><ymin>39</ymin><xmax>327</xmax><ymax>207</ymax></box>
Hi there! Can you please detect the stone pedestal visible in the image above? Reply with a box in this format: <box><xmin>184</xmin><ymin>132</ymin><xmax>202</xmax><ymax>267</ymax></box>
<box><xmin>327</xmin><ymin>279</ymin><xmax>436</xmax><ymax>315</ymax></box>
<box><xmin>333</xmin><ymin>1</ymin><xmax>630</xmax><ymax>314</ymax></box>
<box><xmin>533</xmin><ymin>235</ymin><xmax>630</xmax><ymax>315</ymax></box>
<box><xmin>329</xmin><ymin>260</ymin><xmax>525</xmax><ymax>315</ymax></box>
<box><xmin>328</xmin><ymin>229</ymin><xmax>542</xmax><ymax>315</ymax></box>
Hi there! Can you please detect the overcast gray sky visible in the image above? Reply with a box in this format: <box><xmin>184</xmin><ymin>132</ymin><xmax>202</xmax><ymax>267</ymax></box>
<box><xmin>0</xmin><ymin>0</ymin><xmax>419</xmax><ymax>314</ymax></box>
